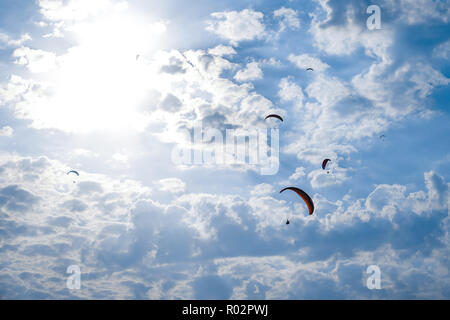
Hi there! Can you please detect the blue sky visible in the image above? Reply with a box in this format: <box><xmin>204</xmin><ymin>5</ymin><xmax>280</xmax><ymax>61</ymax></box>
<box><xmin>0</xmin><ymin>0</ymin><xmax>449</xmax><ymax>299</ymax></box>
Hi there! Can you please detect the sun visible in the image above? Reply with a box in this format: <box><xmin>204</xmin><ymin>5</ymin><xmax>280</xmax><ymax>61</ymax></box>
<box><xmin>31</xmin><ymin>7</ymin><xmax>167</xmax><ymax>133</ymax></box>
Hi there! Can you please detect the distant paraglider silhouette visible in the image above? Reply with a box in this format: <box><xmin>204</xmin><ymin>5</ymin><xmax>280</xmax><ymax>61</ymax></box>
<box><xmin>264</xmin><ymin>114</ymin><xmax>284</xmax><ymax>122</ymax></box>
<box><xmin>322</xmin><ymin>158</ymin><xmax>331</xmax><ymax>174</ymax></box>
<box><xmin>306</xmin><ymin>68</ymin><xmax>314</xmax><ymax>71</ymax></box>
<box><xmin>67</xmin><ymin>170</ymin><xmax>79</xmax><ymax>183</ymax></box>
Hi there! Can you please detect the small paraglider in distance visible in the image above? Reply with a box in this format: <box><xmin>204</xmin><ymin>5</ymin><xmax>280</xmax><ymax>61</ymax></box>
<box><xmin>67</xmin><ymin>170</ymin><xmax>79</xmax><ymax>183</ymax></box>
<box><xmin>322</xmin><ymin>158</ymin><xmax>331</xmax><ymax>174</ymax></box>
<box><xmin>306</xmin><ymin>68</ymin><xmax>314</xmax><ymax>71</ymax></box>
<box><xmin>264</xmin><ymin>114</ymin><xmax>283</xmax><ymax>122</ymax></box>
<box><xmin>286</xmin><ymin>219</ymin><xmax>290</xmax><ymax>225</ymax></box>
<box><xmin>280</xmin><ymin>187</ymin><xmax>314</xmax><ymax>215</ymax></box>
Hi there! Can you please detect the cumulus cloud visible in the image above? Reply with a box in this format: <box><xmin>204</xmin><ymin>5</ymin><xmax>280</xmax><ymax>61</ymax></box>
<box><xmin>206</xmin><ymin>9</ymin><xmax>266</xmax><ymax>45</ymax></box>
<box><xmin>250</xmin><ymin>183</ymin><xmax>275</xmax><ymax>196</ymax></box>
<box><xmin>0</xmin><ymin>154</ymin><xmax>449</xmax><ymax>298</ymax></box>
<box><xmin>234</xmin><ymin>62</ymin><xmax>263</xmax><ymax>82</ymax></box>
<box><xmin>0</xmin><ymin>32</ymin><xmax>31</xmax><ymax>48</ymax></box>
<box><xmin>157</xmin><ymin>178</ymin><xmax>186</xmax><ymax>193</ymax></box>
<box><xmin>0</xmin><ymin>126</ymin><xmax>13</xmax><ymax>137</ymax></box>
<box><xmin>288</xmin><ymin>167</ymin><xmax>306</xmax><ymax>182</ymax></box>
<box><xmin>13</xmin><ymin>47</ymin><xmax>57</xmax><ymax>73</ymax></box>
<box><xmin>274</xmin><ymin>7</ymin><xmax>300</xmax><ymax>31</ymax></box>
<box><xmin>308</xmin><ymin>168</ymin><xmax>348</xmax><ymax>189</ymax></box>
<box><xmin>112</xmin><ymin>153</ymin><xmax>128</xmax><ymax>163</ymax></box>
<box><xmin>0</xmin><ymin>0</ymin><xmax>449</xmax><ymax>300</ymax></box>
<box><xmin>0</xmin><ymin>185</ymin><xmax>40</xmax><ymax>213</ymax></box>
<box><xmin>306</xmin><ymin>74</ymin><xmax>349</xmax><ymax>107</ymax></box>
<box><xmin>424</xmin><ymin>171</ymin><xmax>449</xmax><ymax>210</ymax></box>
<box><xmin>381</xmin><ymin>0</ymin><xmax>450</xmax><ymax>25</ymax></box>
<box><xmin>208</xmin><ymin>45</ymin><xmax>237</xmax><ymax>57</ymax></box>
<box><xmin>159</xmin><ymin>93</ymin><xmax>183</xmax><ymax>112</ymax></box>
<box><xmin>433</xmin><ymin>40</ymin><xmax>450</xmax><ymax>60</ymax></box>
<box><xmin>278</xmin><ymin>77</ymin><xmax>305</xmax><ymax>108</ymax></box>
<box><xmin>310</xmin><ymin>2</ymin><xmax>393</xmax><ymax>61</ymax></box>
<box><xmin>38</xmin><ymin>0</ymin><xmax>131</xmax><ymax>38</ymax></box>
<box><xmin>274</xmin><ymin>1</ymin><xmax>449</xmax><ymax>171</ymax></box>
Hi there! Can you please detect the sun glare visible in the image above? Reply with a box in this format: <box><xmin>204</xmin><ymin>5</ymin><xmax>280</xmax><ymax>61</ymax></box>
<box><xmin>34</xmin><ymin>9</ymin><xmax>167</xmax><ymax>133</ymax></box>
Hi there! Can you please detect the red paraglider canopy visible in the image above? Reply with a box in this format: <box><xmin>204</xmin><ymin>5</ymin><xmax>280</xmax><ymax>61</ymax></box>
<box><xmin>280</xmin><ymin>187</ymin><xmax>314</xmax><ymax>215</ymax></box>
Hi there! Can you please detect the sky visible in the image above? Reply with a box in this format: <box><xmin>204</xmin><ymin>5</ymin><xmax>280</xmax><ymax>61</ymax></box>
<box><xmin>0</xmin><ymin>0</ymin><xmax>449</xmax><ymax>299</ymax></box>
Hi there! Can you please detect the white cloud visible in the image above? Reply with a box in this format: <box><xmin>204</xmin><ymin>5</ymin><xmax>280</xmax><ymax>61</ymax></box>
<box><xmin>234</xmin><ymin>62</ymin><xmax>263</xmax><ymax>82</ymax></box>
<box><xmin>0</xmin><ymin>126</ymin><xmax>13</xmax><ymax>137</ymax></box>
<box><xmin>13</xmin><ymin>47</ymin><xmax>57</xmax><ymax>73</ymax></box>
<box><xmin>352</xmin><ymin>62</ymin><xmax>449</xmax><ymax>118</ymax></box>
<box><xmin>278</xmin><ymin>77</ymin><xmax>304</xmax><ymax>108</ymax></box>
<box><xmin>206</xmin><ymin>9</ymin><xmax>266</xmax><ymax>45</ymax></box>
<box><xmin>424</xmin><ymin>171</ymin><xmax>449</xmax><ymax>210</ymax></box>
<box><xmin>381</xmin><ymin>0</ymin><xmax>450</xmax><ymax>25</ymax></box>
<box><xmin>274</xmin><ymin>7</ymin><xmax>300</xmax><ymax>31</ymax></box>
<box><xmin>1</xmin><ymin>0</ymin><xmax>450</xmax><ymax>300</ymax></box>
<box><xmin>288</xmin><ymin>167</ymin><xmax>306</xmax><ymax>182</ymax></box>
<box><xmin>260</xmin><ymin>57</ymin><xmax>282</xmax><ymax>67</ymax></box>
<box><xmin>250</xmin><ymin>183</ymin><xmax>275</xmax><ymax>196</ymax></box>
<box><xmin>39</xmin><ymin>0</ymin><xmax>114</xmax><ymax>22</ymax></box>
<box><xmin>0</xmin><ymin>75</ymin><xmax>33</xmax><ymax>105</ymax></box>
<box><xmin>157</xmin><ymin>178</ymin><xmax>186</xmax><ymax>193</ymax></box>
<box><xmin>208</xmin><ymin>45</ymin><xmax>237</xmax><ymax>57</ymax></box>
<box><xmin>278</xmin><ymin>1</ymin><xmax>448</xmax><ymax>171</ymax></box>
<box><xmin>2</xmin><ymin>17</ymin><xmax>167</xmax><ymax>133</ymax></box>
<box><xmin>308</xmin><ymin>168</ymin><xmax>348</xmax><ymax>189</ymax></box>
<box><xmin>71</xmin><ymin>148</ymin><xmax>100</xmax><ymax>158</ymax></box>
<box><xmin>112</xmin><ymin>153</ymin><xmax>128</xmax><ymax>163</ymax></box>
<box><xmin>0</xmin><ymin>32</ymin><xmax>31</xmax><ymax>48</ymax></box>
<box><xmin>0</xmin><ymin>154</ymin><xmax>449</xmax><ymax>298</ymax></box>
<box><xmin>38</xmin><ymin>0</ymin><xmax>129</xmax><ymax>38</ymax></box>
<box><xmin>306</xmin><ymin>74</ymin><xmax>349</xmax><ymax>107</ymax></box>
<box><xmin>433</xmin><ymin>40</ymin><xmax>450</xmax><ymax>60</ymax></box>
<box><xmin>310</xmin><ymin>4</ymin><xmax>393</xmax><ymax>62</ymax></box>
<box><xmin>365</xmin><ymin>184</ymin><xmax>407</xmax><ymax>220</ymax></box>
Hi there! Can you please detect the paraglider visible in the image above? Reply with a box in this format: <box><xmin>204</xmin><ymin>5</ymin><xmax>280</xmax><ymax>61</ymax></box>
<box><xmin>286</xmin><ymin>219</ymin><xmax>290</xmax><ymax>225</ymax></box>
<box><xmin>306</xmin><ymin>68</ymin><xmax>314</xmax><ymax>71</ymax></box>
<box><xmin>264</xmin><ymin>114</ymin><xmax>283</xmax><ymax>122</ymax></box>
<box><xmin>67</xmin><ymin>170</ymin><xmax>79</xmax><ymax>183</ymax></box>
<box><xmin>280</xmin><ymin>187</ymin><xmax>314</xmax><ymax>215</ymax></box>
<box><xmin>322</xmin><ymin>158</ymin><xmax>331</xmax><ymax>174</ymax></box>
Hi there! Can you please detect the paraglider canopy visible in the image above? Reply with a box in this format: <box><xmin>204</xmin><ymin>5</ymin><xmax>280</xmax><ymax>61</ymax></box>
<box><xmin>322</xmin><ymin>159</ymin><xmax>331</xmax><ymax>170</ymax></box>
<box><xmin>306</xmin><ymin>68</ymin><xmax>314</xmax><ymax>71</ymax></box>
<box><xmin>67</xmin><ymin>170</ymin><xmax>79</xmax><ymax>183</ymax></box>
<box><xmin>280</xmin><ymin>187</ymin><xmax>314</xmax><ymax>215</ymax></box>
<box><xmin>264</xmin><ymin>114</ymin><xmax>283</xmax><ymax>122</ymax></box>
